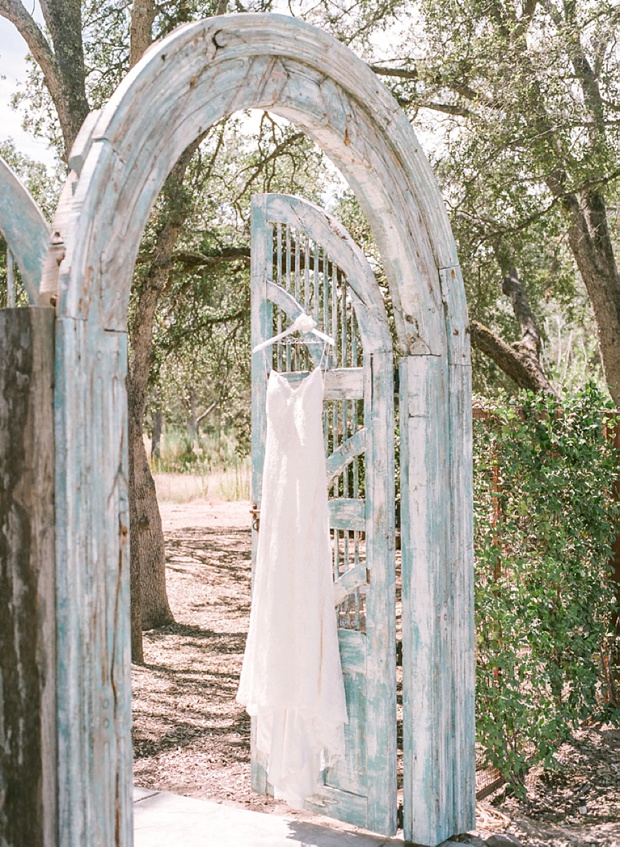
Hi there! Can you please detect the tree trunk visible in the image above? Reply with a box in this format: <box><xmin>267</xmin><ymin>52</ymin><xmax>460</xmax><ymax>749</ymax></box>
<box><xmin>563</xmin><ymin>190</ymin><xmax>620</xmax><ymax>407</ymax></box>
<box><xmin>0</xmin><ymin>308</ymin><xmax>56</xmax><ymax>847</ymax></box>
<box><xmin>151</xmin><ymin>405</ymin><xmax>164</xmax><ymax>461</ymax></box>
<box><xmin>470</xmin><ymin>268</ymin><xmax>556</xmax><ymax>396</ymax></box>
<box><xmin>187</xmin><ymin>385</ymin><xmax>198</xmax><ymax>446</ymax></box>
<box><xmin>128</xmin><ymin>405</ymin><xmax>173</xmax><ymax>632</ymax></box>
<box><xmin>128</xmin><ymin>137</ymin><xmax>204</xmax><ymax>642</ymax></box>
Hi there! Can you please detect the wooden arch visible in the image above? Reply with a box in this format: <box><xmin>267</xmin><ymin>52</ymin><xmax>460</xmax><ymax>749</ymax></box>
<box><xmin>48</xmin><ymin>14</ymin><xmax>474</xmax><ymax>847</ymax></box>
<box><xmin>256</xmin><ymin>192</ymin><xmax>393</xmax><ymax>353</ymax></box>
<box><xmin>0</xmin><ymin>157</ymin><xmax>49</xmax><ymax>302</ymax></box>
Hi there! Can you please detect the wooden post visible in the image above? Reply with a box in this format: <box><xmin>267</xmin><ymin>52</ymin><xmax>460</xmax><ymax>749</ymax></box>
<box><xmin>0</xmin><ymin>307</ymin><xmax>56</xmax><ymax>847</ymax></box>
<box><xmin>399</xmin><ymin>346</ymin><xmax>475</xmax><ymax>846</ymax></box>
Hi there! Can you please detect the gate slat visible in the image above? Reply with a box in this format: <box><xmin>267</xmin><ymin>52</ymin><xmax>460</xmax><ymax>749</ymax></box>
<box><xmin>251</xmin><ymin>193</ymin><xmax>396</xmax><ymax>836</ymax></box>
<box><xmin>328</xmin><ymin>498</ymin><xmax>365</xmax><ymax>531</ymax></box>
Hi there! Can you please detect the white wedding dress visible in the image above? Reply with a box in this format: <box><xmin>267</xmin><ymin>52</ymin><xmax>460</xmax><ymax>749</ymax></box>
<box><xmin>237</xmin><ymin>366</ymin><xmax>347</xmax><ymax>808</ymax></box>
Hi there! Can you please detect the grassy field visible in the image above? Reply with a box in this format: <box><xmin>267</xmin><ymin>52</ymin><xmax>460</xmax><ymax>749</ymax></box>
<box><xmin>153</xmin><ymin>459</ymin><xmax>250</xmax><ymax>504</ymax></box>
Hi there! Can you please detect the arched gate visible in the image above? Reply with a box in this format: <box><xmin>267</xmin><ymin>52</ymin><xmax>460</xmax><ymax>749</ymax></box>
<box><xmin>0</xmin><ymin>13</ymin><xmax>475</xmax><ymax>847</ymax></box>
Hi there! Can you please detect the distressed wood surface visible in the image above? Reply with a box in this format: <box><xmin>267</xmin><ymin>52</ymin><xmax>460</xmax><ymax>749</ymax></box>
<box><xmin>53</xmin><ymin>14</ymin><xmax>457</xmax><ymax>356</ymax></box>
<box><xmin>0</xmin><ymin>307</ymin><xmax>56</xmax><ymax>847</ymax></box>
<box><xmin>326</xmin><ymin>428</ymin><xmax>367</xmax><ymax>482</ymax></box>
<box><xmin>0</xmin><ymin>159</ymin><xmax>50</xmax><ymax>304</ymax></box>
<box><xmin>47</xmin><ymin>13</ymin><xmax>473</xmax><ymax>846</ymax></box>
<box><xmin>441</xmin><ymin>265</ymin><xmax>476</xmax><ymax>833</ymax></box>
<box><xmin>251</xmin><ymin>193</ymin><xmax>396</xmax><ymax>835</ymax></box>
<box><xmin>399</xmin><ymin>351</ymin><xmax>475</xmax><ymax>846</ymax></box>
<box><xmin>54</xmin><ymin>319</ymin><xmax>132</xmax><ymax>847</ymax></box>
<box><xmin>277</xmin><ymin>367</ymin><xmax>364</xmax><ymax>399</ymax></box>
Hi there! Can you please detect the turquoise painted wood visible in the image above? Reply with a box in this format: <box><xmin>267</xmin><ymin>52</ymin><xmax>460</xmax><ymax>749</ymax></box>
<box><xmin>250</xmin><ymin>193</ymin><xmax>396</xmax><ymax>835</ymax></box>
<box><xmin>41</xmin><ymin>13</ymin><xmax>474</xmax><ymax>846</ymax></box>
<box><xmin>0</xmin><ymin>156</ymin><xmax>49</xmax><ymax>303</ymax></box>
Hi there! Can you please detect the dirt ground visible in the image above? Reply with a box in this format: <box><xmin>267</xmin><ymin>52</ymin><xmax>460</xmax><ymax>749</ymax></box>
<box><xmin>132</xmin><ymin>500</ymin><xmax>620</xmax><ymax>847</ymax></box>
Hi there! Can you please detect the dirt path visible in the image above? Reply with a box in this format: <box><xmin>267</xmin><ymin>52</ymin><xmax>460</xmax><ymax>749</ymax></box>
<box><xmin>131</xmin><ymin>500</ymin><xmax>620</xmax><ymax>846</ymax></box>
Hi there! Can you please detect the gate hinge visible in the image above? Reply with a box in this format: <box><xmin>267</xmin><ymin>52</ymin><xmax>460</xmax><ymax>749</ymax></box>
<box><xmin>250</xmin><ymin>503</ymin><xmax>260</xmax><ymax>532</ymax></box>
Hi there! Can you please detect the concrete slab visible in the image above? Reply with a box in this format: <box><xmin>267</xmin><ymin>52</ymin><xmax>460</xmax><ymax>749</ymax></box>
<box><xmin>133</xmin><ymin>787</ymin><xmax>406</xmax><ymax>847</ymax></box>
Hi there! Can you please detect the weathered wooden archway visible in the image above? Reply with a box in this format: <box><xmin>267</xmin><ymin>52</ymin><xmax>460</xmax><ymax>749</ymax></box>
<box><xmin>0</xmin><ymin>157</ymin><xmax>49</xmax><ymax>304</ymax></box>
<box><xmin>39</xmin><ymin>14</ymin><xmax>474</xmax><ymax>847</ymax></box>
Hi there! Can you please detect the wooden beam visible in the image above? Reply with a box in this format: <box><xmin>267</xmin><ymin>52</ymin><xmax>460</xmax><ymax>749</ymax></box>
<box><xmin>0</xmin><ymin>159</ymin><xmax>50</xmax><ymax>304</ymax></box>
<box><xmin>0</xmin><ymin>307</ymin><xmax>56</xmax><ymax>846</ymax></box>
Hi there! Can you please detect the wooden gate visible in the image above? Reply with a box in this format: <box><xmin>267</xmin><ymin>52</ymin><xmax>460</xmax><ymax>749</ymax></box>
<box><xmin>249</xmin><ymin>193</ymin><xmax>396</xmax><ymax>835</ymax></box>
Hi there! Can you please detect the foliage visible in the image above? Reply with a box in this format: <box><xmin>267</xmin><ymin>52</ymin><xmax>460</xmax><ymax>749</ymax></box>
<box><xmin>473</xmin><ymin>384</ymin><xmax>619</xmax><ymax>788</ymax></box>
<box><xmin>139</xmin><ymin>113</ymin><xmax>340</xmax><ymax>457</ymax></box>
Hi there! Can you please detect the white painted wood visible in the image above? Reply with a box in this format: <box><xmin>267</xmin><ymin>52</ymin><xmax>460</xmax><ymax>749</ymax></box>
<box><xmin>399</xmin><ymin>350</ymin><xmax>475</xmax><ymax>845</ymax></box>
<box><xmin>278</xmin><ymin>367</ymin><xmax>364</xmax><ymax>399</ymax></box>
<box><xmin>47</xmin><ymin>14</ymin><xmax>473</xmax><ymax>846</ymax></box>
<box><xmin>326</xmin><ymin>428</ymin><xmax>367</xmax><ymax>482</ymax></box>
<box><xmin>333</xmin><ymin>562</ymin><xmax>368</xmax><ymax>606</ymax></box>
<box><xmin>54</xmin><ymin>15</ymin><xmax>457</xmax><ymax>355</ymax></box>
<box><xmin>250</xmin><ymin>193</ymin><xmax>396</xmax><ymax>835</ymax></box>
<box><xmin>0</xmin><ymin>157</ymin><xmax>50</xmax><ymax>303</ymax></box>
<box><xmin>328</xmin><ymin>497</ymin><xmax>366</xmax><ymax>530</ymax></box>
<box><xmin>54</xmin><ymin>319</ymin><xmax>133</xmax><ymax>847</ymax></box>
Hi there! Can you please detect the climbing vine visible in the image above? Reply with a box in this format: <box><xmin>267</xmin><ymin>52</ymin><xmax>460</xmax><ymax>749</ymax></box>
<box><xmin>473</xmin><ymin>385</ymin><xmax>619</xmax><ymax>788</ymax></box>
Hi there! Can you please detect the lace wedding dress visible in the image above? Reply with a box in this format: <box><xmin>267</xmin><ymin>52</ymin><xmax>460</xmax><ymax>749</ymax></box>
<box><xmin>237</xmin><ymin>366</ymin><xmax>347</xmax><ymax>808</ymax></box>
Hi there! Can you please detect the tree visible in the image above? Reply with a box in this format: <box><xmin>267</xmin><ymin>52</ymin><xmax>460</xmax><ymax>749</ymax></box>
<box><xmin>363</xmin><ymin>0</ymin><xmax>620</xmax><ymax>400</ymax></box>
<box><xmin>0</xmin><ymin>0</ymin><xmax>341</xmax><ymax>663</ymax></box>
<box><xmin>0</xmin><ymin>0</ymin><xmax>208</xmax><ymax>659</ymax></box>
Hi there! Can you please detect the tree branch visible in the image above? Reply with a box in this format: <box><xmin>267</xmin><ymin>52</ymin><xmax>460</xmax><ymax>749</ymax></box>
<box><xmin>171</xmin><ymin>246</ymin><xmax>251</xmax><ymax>270</ymax></box>
<box><xmin>0</xmin><ymin>0</ymin><xmax>56</xmax><ymax>83</ymax></box>
<box><xmin>502</xmin><ymin>268</ymin><xmax>543</xmax><ymax>360</ymax></box>
<box><xmin>0</xmin><ymin>0</ymin><xmax>71</xmax><ymax>142</ymax></box>
<box><xmin>470</xmin><ymin>319</ymin><xmax>556</xmax><ymax>395</ymax></box>
<box><xmin>38</xmin><ymin>0</ymin><xmax>89</xmax><ymax>153</ymax></box>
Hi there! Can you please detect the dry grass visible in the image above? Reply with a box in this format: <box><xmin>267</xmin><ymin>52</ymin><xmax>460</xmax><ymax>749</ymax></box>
<box><xmin>153</xmin><ymin>461</ymin><xmax>250</xmax><ymax>504</ymax></box>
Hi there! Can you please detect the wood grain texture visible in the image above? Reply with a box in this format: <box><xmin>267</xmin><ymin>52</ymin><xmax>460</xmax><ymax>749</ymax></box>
<box><xmin>251</xmin><ymin>194</ymin><xmax>396</xmax><ymax>834</ymax></box>
<box><xmin>47</xmin><ymin>14</ymin><xmax>473</xmax><ymax>845</ymax></box>
<box><xmin>54</xmin><ymin>318</ymin><xmax>132</xmax><ymax>847</ymax></box>
<box><xmin>55</xmin><ymin>14</ymin><xmax>456</xmax><ymax>355</ymax></box>
<box><xmin>399</xmin><ymin>350</ymin><xmax>475</xmax><ymax>846</ymax></box>
<box><xmin>441</xmin><ymin>265</ymin><xmax>475</xmax><ymax>834</ymax></box>
<box><xmin>0</xmin><ymin>307</ymin><xmax>56</xmax><ymax>847</ymax></box>
<box><xmin>277</xmin><ymin>367</ymin><xmax>364</xmax><ymax>399</ymax></box>
<box><xmin>0</xmin><ymin>159</ymin><xmax>50</xmax><ymax>304</ymax></box>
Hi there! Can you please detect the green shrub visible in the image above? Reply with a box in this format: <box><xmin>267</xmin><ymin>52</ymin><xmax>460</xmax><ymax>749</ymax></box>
<box><xmin>473</xmin><ymin>384</ymin><xmax>619</xmax><ymax>788</ymax></box>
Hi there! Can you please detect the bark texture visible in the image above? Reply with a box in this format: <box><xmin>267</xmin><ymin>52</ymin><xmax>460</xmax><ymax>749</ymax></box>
<box><xmin>129</xmin><ymin>0</ymin><xmax>156</xmax><ymax>68</ymax></box>
<box><xmin>470</xmin><ymin>269</ymin><xmax>556</xmax><ymax>395</ymax></box>
<box><xmin>0</xmin><ymin>0</ymin><xmax>88</xmax><ymax>160</ymax></box>
<box><xmin>563</xmin><ymin>191</ymin><xmax>620</xmax><ymax>404</ymax></box>
<box><xmin>0</xmin><ymin>308</ymin><xmax>56</xmax><ymax>847</ymax></box>
<box><xmin>128</xmin><ymin>137</ymin><xmax>203</xmax><ymax>633</ymax></box>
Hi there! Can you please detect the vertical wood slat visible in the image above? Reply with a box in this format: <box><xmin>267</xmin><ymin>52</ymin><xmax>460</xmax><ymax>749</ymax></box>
<box><xmin>249</xmin><ymin>195</ymin><xmax>273</xmax><ymax>796</ymax></box>
<box><xmin>400</xmin><ymin>348</ymin><xmax>475</xmax><ymax>846</ymax></box>
<box><xmin>364</xmin><ymin>349</ymin><xmax>397</xmax><ymax>834</ymax></box>
<box><xmin>441</xmin><ymin>266</ymin><xmax>476</xmax><ymax>834</ymax></box>
<box><xmin>400</xmin><ymin>354</ymin><xmax>451</xmax><ymax>847</ymax></box>
<box><xmin>54</xmin><ymin>318</ymin><xmax>132</xmax><ymax>847</ymax></box>
<box><xmin>0</xmin><ymin>307</ymin><xmax>56</xmax><ymax>847</ymax></box>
